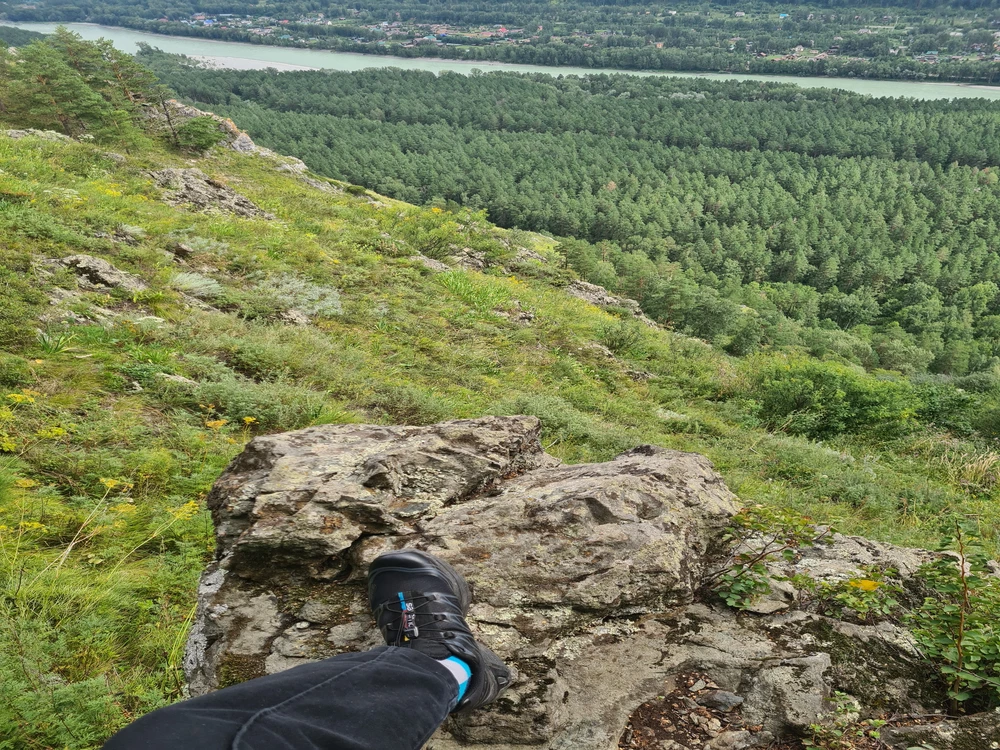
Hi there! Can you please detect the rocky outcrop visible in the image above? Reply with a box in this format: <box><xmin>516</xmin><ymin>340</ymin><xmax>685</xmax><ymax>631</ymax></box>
<box><xmin>410</xmin><ymin>254</ymin><xmax>452</xmax><ymax>273</ymax></box>
<box><xmin>2</xmin><ymin>128</ymin><xmax>73</xmax><ymax>142</ymax></box>
<box><xmin>148</xmin><ymin>100</ymin><xmax>311</xmax><ymax>171</ymax></box>
<box><xmin>883</xmin><ymin>712</ymin><xmax>1000</xmax><ymax>749</ymax></box>
<box><xmin>54</xmin><ymin>254</ymin><xmax>148</xmax><ymax>294</ymax></box>
<box><xmin>151</xmin><ymin>168</ymin><xmax>275</xmax><ymax>219</ymax></box>
<box><xmin>185</xmin><ymin>416</ymin><xmax>993</xmax><ymax>749</ymax></box>
<box><xmin>566</xmin><ymin>280</ymin><xmax>658</xmax><ymax>327</ymax></box>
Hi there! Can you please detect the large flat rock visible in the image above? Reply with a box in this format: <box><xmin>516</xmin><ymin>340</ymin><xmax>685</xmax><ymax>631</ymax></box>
<box><xmin>185</xmin><ymin>416</ymin><xmax>982</xmax><ymax>748</ymax></box>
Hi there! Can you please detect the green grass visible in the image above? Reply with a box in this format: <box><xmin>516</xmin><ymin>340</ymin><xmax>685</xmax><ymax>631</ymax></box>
<box><xmin>1</xmin><ymin>131</ymin><xmax>999</xmax><ymax>746</ymax></box>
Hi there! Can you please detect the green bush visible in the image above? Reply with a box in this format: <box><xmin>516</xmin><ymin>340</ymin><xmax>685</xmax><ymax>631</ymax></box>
<box><xmin>909</xmin><ymin>519</ymin><xmax>1000</xmax><ymax>710</ymax></box>
<box><xmin>366</xmin><ymin>383</ymin><xmax>458</xmax><ymax>425</ymax></box>
<box><xmin>598</xmin><ymin>318</ymin><xmax>645</xmax><ymax>356</ymax></box>
<box><xmin>739</xmin><ymin>357</ymin><xmax>917</xmax><ymax>439</ymax></box>
<box><xmin>174</xmin><ymin>116</ymin><xmax>225</xmax><ymax>152</ymax></box>
<box><xmin>911</xmin><ymin>380</ymin><xmax>978</xmax><ymax>435</ymax></box>
<box><xmin>494</xmin><ymin>393</ymin><xmax>631</xmax><ymax>458</ymax></box>
<box><xmin>159</xmin><ymin>375</ymin><xmax>325</xmax><ymax>431</ymax></box>
<box><xmin>0</xmin><ymin>257</ymin><xmax>44</xmax><ymax>350</ymax></box>
<box><xmin>0</xmin><ymin>352</ymin><xmax>31</xmax><ymax>388</ymax></box>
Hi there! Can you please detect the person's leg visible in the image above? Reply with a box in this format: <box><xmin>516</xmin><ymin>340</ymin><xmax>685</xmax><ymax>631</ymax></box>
<box><xmin>102</xmin><ymin>646</ymin><xmax>456</xmax><ymax>750</ymax></box>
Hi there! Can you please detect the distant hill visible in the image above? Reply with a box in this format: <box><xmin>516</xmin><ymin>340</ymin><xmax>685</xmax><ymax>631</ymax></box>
<box><xmin>0</xmin><ymin>24</ymin><xmax>45</xmax><ymax>46</ymax></box>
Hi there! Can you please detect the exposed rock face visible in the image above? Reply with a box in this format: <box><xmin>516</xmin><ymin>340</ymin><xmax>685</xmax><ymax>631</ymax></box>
<box><xmin>565</xmin><ymin>280</ymin><xmax>658</xmax><ymax>327</ymax></box>
<box><xmin>883</xmin><ymin>712</ymin><xmax>1000</xmax><ymax>749</ymax></box>
<box><xmin>410</xmin><ymin>254</ymin><xmax>452</xmax><ymax>273</ymax></box>
<box><xmin>185</xmin><ymin>416</ymin><xmax>994</xmax><ymax>749</ymax></box>
<box><xmin>55</xmin><ymin>254</ymin><xmax>148</xmax><ymax>294</ymax></box>
<box><xmin>2</xmin><ymin>128</ymin><xmax>73</xmax><ymax>142</ymax></box>
<box><xmin>151</xmin><ymin>168</ymin><xmax>275</xmax><ymax>219</ymax></box>
<box><xmin>148</xmin><ymin>100</ymin><xmax>311</xmax><ymax>173</ymax></box>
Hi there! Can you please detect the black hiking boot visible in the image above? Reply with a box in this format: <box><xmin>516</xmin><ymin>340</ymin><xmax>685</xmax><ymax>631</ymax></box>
<box><xmin>367</xmin><ymin>549</ymin><xmax>512</xmax><ymax>712</ymax></box>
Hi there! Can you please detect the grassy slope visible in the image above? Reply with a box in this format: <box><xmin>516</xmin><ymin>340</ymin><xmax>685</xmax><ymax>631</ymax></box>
<box><xmin>0</xmin><ymin>132</ymin><xmax>994</xmax><ymax>746</ymax></box>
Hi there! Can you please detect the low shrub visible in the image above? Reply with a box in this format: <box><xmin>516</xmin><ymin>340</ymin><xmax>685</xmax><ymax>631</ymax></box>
<box><xmin>0</xmin><ymin>352</ymin><xmax>32</xmax><ymax>388</ymax></box>
<box><xmin>736</xmin><ymin>356</ymin><xmax>918</xmax><ymax>439</ymax></box>
<box><xmin>170</xmin><ymin>272</ymin><xmax>223</xmax><ymax>300</ymax></box>
<box><xmin>160</xmin><ymin>375</ymin><xmax>325</xmax><ymax>431</ymax></box>
<box><xmin>598</xmin><ymin>318</ymin><xmax>646</xmax><ymax>356</ymax></box>
<box><xmin>174</xmin><ymin>116</ymin><xmax>225</xmax><ymax>152</ymax></box>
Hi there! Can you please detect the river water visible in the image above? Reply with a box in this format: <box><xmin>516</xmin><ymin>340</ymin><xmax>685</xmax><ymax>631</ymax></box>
<box><xmin>8</xmin><ymin>21</ymin><xmax>1000</xmax><ymax>101</ymax></box>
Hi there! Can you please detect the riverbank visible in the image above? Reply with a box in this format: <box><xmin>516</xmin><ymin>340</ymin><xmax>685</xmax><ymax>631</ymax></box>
<box><xmin>6</xmin><ymin>21</ymin><xmax>1000</xmax><ymax>100</ymax></box>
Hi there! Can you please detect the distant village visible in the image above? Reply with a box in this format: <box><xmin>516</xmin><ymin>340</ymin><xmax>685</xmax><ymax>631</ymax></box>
<box><xmin>174</xmin><ymin>11</ymin><xmax>534</xmax><ymax>48</ymax></box>
<box><xmin>172</xmin><ymin>10</ymin><xmax>1000</xmax><ymax>64</ymax></box>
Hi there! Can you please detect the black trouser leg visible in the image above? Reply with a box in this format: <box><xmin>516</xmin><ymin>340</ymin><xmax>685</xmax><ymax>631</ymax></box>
<box><xmin>103</xmin><ymin>646</ymin><xmax>457</xmax><ymax>750</ymax></box>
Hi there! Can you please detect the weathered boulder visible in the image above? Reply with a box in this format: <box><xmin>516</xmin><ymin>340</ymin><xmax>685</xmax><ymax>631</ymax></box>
<box><xmin>184</xmin><ymin>416</ymin><xmax>988</xmax><ymax>749</ymax></box>
<box><xmin>151</xmin><ymin>168</ymin><xmax>275</xmax><ymax>219</ymax></box>
<box><xmin>54</xmin><ymin>254</ymin><xmax>148</xmax><ymax>294</ymax></box>
<box><xmin>565</xmin><ymin>280</ymin><xmax>658</xmax><ymax>327</ymax></box>
<box><xmin>2</xmin><ymin>128</ymin><xmax>73</xmax><ymax>142</ymax></box>
<box><xmin>411</xmin><ymin>254</ymin><xmax>452</xmax><ymax>273</ymax></box>
<box><xmin>883</xmin><ymin>712</ymin><xmax>1000</xmax><ymax>749</ymax></box>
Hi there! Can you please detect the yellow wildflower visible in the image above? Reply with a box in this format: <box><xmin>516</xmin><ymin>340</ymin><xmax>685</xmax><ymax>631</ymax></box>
<box><xmin>242</xmin><ymin>416</ymin><xmax>257</xmax><ymax>425</ymax></box>
<box><xmin>431</xmin><ymin>207</ymin><xmax>444</xmax><ymax>214</ymax></box>
<box><xmin>848</xmin><ymin>579</ymin><xmax>881</xmax><ymax>592</ymax></box>
<box><xmin>205</xmin><ymin>419</ymin><xmax>228</xmax><ymax>430</ymax></box>
<box><xmin>35</xmin><ymin>426</ymin><xmax>67</xmax><ymax>439</ymax></box>
<box><xmin>169</xmin><ymin>500</ymin><xmax>200</xmax><ymax>521</ymax></box>
<box><xmin>100</xmin><ymin>478</ymin><xmax>120</xmax><ymax>490</ymax></box>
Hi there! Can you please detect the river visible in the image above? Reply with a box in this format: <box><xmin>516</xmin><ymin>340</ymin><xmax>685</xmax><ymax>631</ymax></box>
<box><xmin>8</xmin><ymin>21</ymin><xmax>1000</xmax><ymax>101</ymax></box>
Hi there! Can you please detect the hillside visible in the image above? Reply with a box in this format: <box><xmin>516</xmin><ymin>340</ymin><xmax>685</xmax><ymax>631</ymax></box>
<box><xmin>3</xmin><ymin>32</ymin><xmax>1000</xmax><ymax>747</ymax></box>
<box><xmin>147</xmin><ymin>57</ymin><xmax>1000</xmax><ymax>377</ymax></box>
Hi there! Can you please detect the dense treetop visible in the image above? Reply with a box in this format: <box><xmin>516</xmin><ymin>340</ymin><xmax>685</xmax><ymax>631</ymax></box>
<box><xmin>148</xmin><ymin>54</ymin><xmax>1000</xmax><ymax>375</ymax></box>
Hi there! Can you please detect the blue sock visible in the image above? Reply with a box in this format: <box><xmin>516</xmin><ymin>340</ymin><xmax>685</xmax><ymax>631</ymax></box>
<box><xmin>438</xmin><ymin>656</ymin><xmax>471</xmax><ymax>701</ymax></box>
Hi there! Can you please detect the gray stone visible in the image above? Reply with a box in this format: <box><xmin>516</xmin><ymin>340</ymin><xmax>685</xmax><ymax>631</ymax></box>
<box><xmin>410</xmin><ymin>254</ymin><xmax>452</xmax><ymax>273</ymax></box>
<box><xmin>743</xmin><ymin>578</ymin><xmax>797</xmax><ymax>614</ymax></box>
<box><xmin>565</xmin><ymin>280</ymin><xmax>658</xmax><ymax>327</ymax></box>
<box><xmin>739</xmin><ymin>654</ymin><xmax>831</xmax><ymax>734</ymax></box>
<box><xmin>55</xmin><ymin>254</ymin><xmax>148</xmax><ymax>294</ymax></box>
<box><xmin>167</xmin><ymin>242</ymin><xmax>195</xmax><ymax>259</ymax></box>
<box><xmin>492</xmin><ymin>300</ymin><xmax>535</xmax><ymax>325</ymax></box>
<box><xmin>513</xmin><ymin>247</ymin><xmax>548</xmax><ymax>265</ymax></box>
<box><xmin>151</xmin><ymin>168</ymin><xmax>275</xmax><ymax>220</ymax></box>
<box><xmin>185</xmin><ymin>417</ymin><xmax>744</xmax><ymax>746</ymax></box>
<box><xmin>3</xmin><ymin>128</ymin><xmax>72</xmax><ymax>142</ymax></box>
<box><xmin>697</xmin><ymin>690</ymin><xmax>744</xmax><ymax>712</ymax></box>
<box><xmin>704</xmin><ymin>730</ymin><xmax>755</xmax><ymax>750</ymax></box>
<box><xmin>451</xmin><ymin>247</ymin><xmax>489</xmax><ymax>271</ymax></box>
<box><xmin>882</xmin><ymin>712</ymin><xmax>1000</xmax><ymax>750</ymax></box>
<box><xmin>229</xmin><ymin>132</ymin><xmax>258</xmax><ymax>154</ymax></box>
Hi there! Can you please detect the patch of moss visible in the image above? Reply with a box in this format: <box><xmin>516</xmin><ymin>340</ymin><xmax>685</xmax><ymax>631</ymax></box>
<box><xmin>799</xmin><ymin>617</ymin><xmax>947</xmax><ymax>712</ymax></box>
<box><xmin>216</xmin><ymin>653</ymin><xmax>268</xmax><ymax>689</ymax></box>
